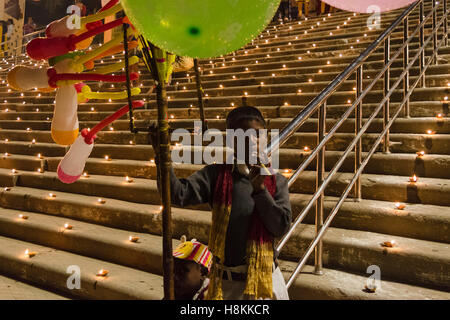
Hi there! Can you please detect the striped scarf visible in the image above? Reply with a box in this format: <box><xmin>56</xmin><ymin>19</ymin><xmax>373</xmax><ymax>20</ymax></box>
<box><xmin>206</xmin><ymin>164</ymin><xmax>276</xmax><ymax>300</ymax></box>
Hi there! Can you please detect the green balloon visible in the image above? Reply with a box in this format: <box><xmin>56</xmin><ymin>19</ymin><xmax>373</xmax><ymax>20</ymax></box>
<box><xmin>121</xmin><ymin>0</ymin><xmax>281</xmax><ymax>58</ymax></box>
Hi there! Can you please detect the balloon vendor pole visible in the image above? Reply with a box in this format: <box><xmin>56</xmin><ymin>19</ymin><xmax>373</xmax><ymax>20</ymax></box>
<box><xmin>152</xmin><ymin>45</ymin><xmax>176</xmax><ymax>300</ymax></box>
<box><xmin>193</xmin><ymin>59</ymin><xmax>207</xmax><ymax>131</ymax></box>
<box><xmin>126</xmin><ymin>30</ymin><xmax>175</xmax><ymax>299</ymax></box>
<box><xmin>155</xmin><ymin>68</ymin><xmax>174</xmax><ymax>300</ymax></box>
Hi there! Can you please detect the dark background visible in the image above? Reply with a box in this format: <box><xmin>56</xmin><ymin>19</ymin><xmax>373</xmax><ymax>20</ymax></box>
<box><xmin>25</xmin><ymin>0</ymin><xmax>102</xmax><ymax>27</ymax></box>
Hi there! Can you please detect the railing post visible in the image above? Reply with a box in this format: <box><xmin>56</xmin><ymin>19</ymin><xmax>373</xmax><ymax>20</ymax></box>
<box><xmin>383</xmin><ymin>36</ymin><xmax>390</xmax><ymax>153</ymax></box>
<box><xmin>355</xmin><ymin>66</ymin><xmax>363</xmax><ymax>200</ymax></box>
<box><xmin>444</xmin><ymin>0</ymin><xmax>448</xmax><ymax>47</ymax></box>
<box><xmin>403</xmin><ymin>16</ymin><xmax>410</xmax><ymax>118</ymax></box>
<box><xmin>433</xmin><ymin>0</ymin><xmax>438</xmax><ymax>64</ymax></box>
<box><xmin>314</xmin><ymin>101</ymin><xmax>326</xmax><ymax>276</ymax></box>
<box><xmin>420</xmin><ymin>1</ymin><xmax>426</xmax><ymax>88</ymax></box>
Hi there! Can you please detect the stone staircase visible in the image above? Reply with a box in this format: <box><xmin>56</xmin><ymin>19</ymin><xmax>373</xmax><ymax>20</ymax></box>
<box><xmin>0</xmin><ymin>4</ymin><xmax>449</xmax><ymax>300</ymax></box>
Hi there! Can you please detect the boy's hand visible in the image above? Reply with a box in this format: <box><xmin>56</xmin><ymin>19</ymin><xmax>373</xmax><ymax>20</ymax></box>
<box><xmin>249</xmin><ymin>165</ymin><xmax>266</xmax><ymax>193</ymax></box>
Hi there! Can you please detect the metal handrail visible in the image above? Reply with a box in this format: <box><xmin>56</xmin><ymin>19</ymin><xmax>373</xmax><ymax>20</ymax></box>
<box><xmin>0</xmin><ymin>27</ymin><xmax>46</xmax><ymax>49</ymax></box>
<box><xmin>267</xmin><ymin>0</ymin><xmax>448</xmax><ymax>288</ymax></box>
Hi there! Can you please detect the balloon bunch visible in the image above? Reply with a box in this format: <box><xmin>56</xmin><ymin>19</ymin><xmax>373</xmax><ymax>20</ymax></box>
<box><xmin>7</xmin><ymin>0</ymin><xmax>144</xmax><ymax>184</ymax></box>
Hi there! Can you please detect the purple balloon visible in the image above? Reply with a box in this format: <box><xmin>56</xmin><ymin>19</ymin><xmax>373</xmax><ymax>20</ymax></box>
<box><xmin>322</xmin><ymin>0</ymin><xmax>417</xmax><ymax>13</ymax></box>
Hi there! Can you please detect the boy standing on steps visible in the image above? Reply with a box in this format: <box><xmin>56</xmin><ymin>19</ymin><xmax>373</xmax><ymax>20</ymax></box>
<box><xmin>151</xmin><ymin>106</ymin><xmax>292</xmax><ymax>300</ymax></box>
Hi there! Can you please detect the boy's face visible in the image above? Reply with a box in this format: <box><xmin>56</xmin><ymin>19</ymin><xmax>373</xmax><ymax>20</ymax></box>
<box><xmin>174</xmin><ymin>260</ymin><xmax>204</xmax><ymax>299</ymax></box>
<box><xmin>183</xmin><ymin>262</ymin><xmax>203</xmax><ymax>287</ymax></box>
<box><xmin>233</xmin><ymin>119</ymin><xmax>266</xmax><ymax>166</ymax></box>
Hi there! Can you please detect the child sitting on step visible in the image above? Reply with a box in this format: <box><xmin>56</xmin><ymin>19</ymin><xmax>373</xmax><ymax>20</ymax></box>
<box><xmin>173</xmin><ymin>236</ymin><xmax>212</xmax><ymax>300</ymax></box>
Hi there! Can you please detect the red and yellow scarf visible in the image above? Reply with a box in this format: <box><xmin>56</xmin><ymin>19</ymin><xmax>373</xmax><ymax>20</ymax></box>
<box><xmin>206</xmin><ymin>164</ymin><xmax>276</xmax><ymax>300</ymax></box>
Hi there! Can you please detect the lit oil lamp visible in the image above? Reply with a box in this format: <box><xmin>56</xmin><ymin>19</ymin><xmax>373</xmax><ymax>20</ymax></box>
<box><xmin>96</xmin><ymin>269</ymin><xmax>109</xmax><ymax>277</ymax></box>
<box><xmin>64</xmin><ymin>223</ymin><xmax>73</xmax><ymax>230</ymax></box>
<box><xmin>19</xmin><ymin>214</ymin><xmax>28</xmax><ymax>220</ymax></box>
<box><xmin>394</xmin><ymin>202</ymin><xmax>406</xmax><ymax>210</ymax></box>
<box><xmin>381</xmin><ymin>240</ymin><xmax>396</xmax><ymax>248</ymax></box>
<box><xmin>426</xmin><ymin>130</ymin><xmax>436</xmax><ymax>135</ymax></box>
<box><xmin>409</xmin><ymin>175</ymin><xmax>418</xmax><ymax>183</ymax></box>
<box><xmin>48</xmin><ymin>193</ymin><xmax>56</xmax><ymax>198</ymax></box>
<box><xmin>25</xmin><ymin>249</ymin><xmax>37</xmax><ymax>258</ymax></box>
<box><xmin>129</xmin><ymin>236</ymin><xmax>140</xmax><ymax>243</ymax></box>
<box><xmin>416</xmin><ymin>151</ymin><xmax>425</xmax><ymax>157</ymax></box>
<box><xmin>125</xmin><ymin>176</ymin><xmax>133</xmax><ymax>183</ymax></box>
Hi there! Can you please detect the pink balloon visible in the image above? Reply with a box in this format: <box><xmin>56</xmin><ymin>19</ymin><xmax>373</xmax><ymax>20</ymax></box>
<box><xmin>322</xmin><ymin>0</ymin><xmax>417</xmax><ymax>13</ymax></box>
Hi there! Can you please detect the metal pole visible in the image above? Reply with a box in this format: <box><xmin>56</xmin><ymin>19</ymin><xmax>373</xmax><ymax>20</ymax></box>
<box><xmin>194</xmin><ymin>59</ymin><xmax>207</xmax><ymax>131</ymax></box>
<box><xmin>314</xmin><ymin>101</ymin><xmax>326</xmax><ymax>276</ymax></box>
<box><xmin>420</xmin><ymin>1</ymin><xmax>426</xmax><ymax>88</ymax></box>
<box><xmin>156</xmin><ymin>80</ymin><xmax>175</xmax><ymax>300</ymax></box>
<box><xmin>383</xmin><ymin>36</ymin><xmax>390</xmax><ymax>153</ymax></box>
<box><xmin>355</xmin><ymin>66</ymin><xmax>362</xmax><ymax>200</ymax></box>
<box><xmin>444</xmin><ymin>0</ymin><xmax>448</xmax><ymax>47</ymax></box>
<box><xmin>433</xmin><ymin>0</ymin><xmax>438</xmax><ymax>64</ymax></box>
<box><xmin>403</xmin><ymin>16</ymin><xmax>410</xmax><ymax>118</ymax></box>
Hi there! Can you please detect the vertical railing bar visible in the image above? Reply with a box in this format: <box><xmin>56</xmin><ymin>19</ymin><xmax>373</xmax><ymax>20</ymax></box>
<box><xmin>433</xmin><ymin>0</ymin><xmax>438</xmax><ymax>64</ymax></box>
<box><xmin>404</xmin><ymin>16</ymin><xmax>410</xmax><ymax>118</ymax></box>
<box><xmin>420</xmin><ymin>1</ymin><xmax>426</xmax><ymax>87</ymax></box>
<box><xmin>355</xmin><ymin>66</ymin><xmax>363</xmax><ymax>200</ymax></box>
<box><xmin>314</xmin><ymin>101</ymin><xmax>326</xmax><ymax>276</ymax></box>
<box><xmin>445</xmin><ymin>0</ymin><xmax>448</xmax><ymax>46</ymax></box>
<box><xmin>383</xmin><ymin>36</ymin><xmax>391</xmax><ymax>153</ymax></box>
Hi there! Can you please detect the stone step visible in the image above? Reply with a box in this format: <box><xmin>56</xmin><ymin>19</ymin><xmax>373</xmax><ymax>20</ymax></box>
<box><xmin>6</xmin><ymin>71</ymin><xmax>449</xmax><ymax>106</ymax></box>
<box><xmin>4</xmin><ymin>67</ymin><xmax>449</xmax><ymax>101</ymax></box>
<box><xmin>3</xmin><ymin>161</ymin><xmax>449</xmax><ymax>206</ymax></box>
<box><xmin>9</xmin><ymin>62</ymin><xmax>445</xmax><ymax>103</ymax></box>
<box><xmin>0</xmin><ymin>235</ymin><xmax>163</xmax><ymax>299</ymax></box>
<box><xmin>1</xmin><ymin>139</ymin><xmax>449</xmax><ymax>179</ymax></box>
<box><xmin>0</xmin><ymin>188</ymin><xmax>448</xmax><ymax>290</ymax></box>
<box><xmin>279</xmin><ymin>101</ymin><xmax>450</xmax><ymax>118</ymax></box>
<box><xmin>1</xmin><ymin>204</ymin><xmax>446</xmax><ymax>299</ymax></box>
<box><xmin>207</xmin><ymin>39</ymin><xmax>449</xmax><ymax>69</ymax></box>
<box><xmin>41</xmin><ymin>150</ymin><xmax>450</xmax><ymax>180</ymax></box>
<box><xmin>3</xmin><ymin>100</ymin><xmax>447</xmax><ymax>123</ymax></box>
<box><xmin>10</xmin><ymin>70</ymin><xmax>447</xmax><ymax>104</ymax></box>
<box><xmin>0</xmin><ymin>274</ymin><xmax>69</xmax><ymax>300</ymax></box>
<box><xmin>0</xmin><ymin>117</ymin><xmax>448</xmax><ymax>135</ymax></box>
<box><xmin>2</xmin><ymin>184</ymin><xmax>448</xmax><ymax>244</ymax></box>
<box><xmin>0</xmin><ymin>127</ymin><xmax>448</xmax><ymax>154</ymax></box>
<box><xmin>283</xmin><ymin>263</ymin><xmax>450</xmax><ymax>300</ymax></box>
<box><xmin>146</xmin><ymin>88</ymin><xmax>450</xmax><ymax>108</ymax></box>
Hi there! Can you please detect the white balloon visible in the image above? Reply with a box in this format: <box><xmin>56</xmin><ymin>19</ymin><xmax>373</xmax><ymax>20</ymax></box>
<box><xmin>58</xmin><ymin>135</ymin><xmax>94</xmax><ymax>184</ymax></box>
